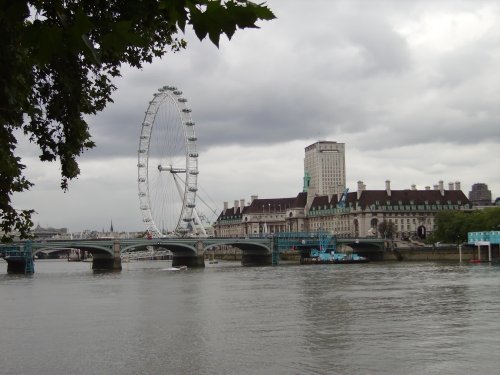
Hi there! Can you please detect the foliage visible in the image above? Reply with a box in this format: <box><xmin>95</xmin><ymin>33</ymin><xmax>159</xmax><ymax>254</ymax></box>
<box><xmin>378</xmin><ymin>220</ymin><xmax>396</xmax><ymax>239</ymax></box>
<box><xmin>429</xmin><ymin>207</ymin><xmax>500</xmax><ymax>243</ymax></box>
<box><xmin>0</xmin><ymin>0</ymin><xmax>274</xmax><ymax>242</ymax></box>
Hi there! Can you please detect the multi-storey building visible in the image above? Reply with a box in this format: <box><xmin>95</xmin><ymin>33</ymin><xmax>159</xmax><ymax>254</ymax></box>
<box><xmin>307</xmin><ymin>180</ymin><xmax>470</xmax><ymax>239</ymax></box>
<box><xmin>304</xmin><ymin>141</ymin><xmax>345</xmax><ymax>197</ymax></box>
<box><xmin>213</xmin><ymin>194</ymin><xmax>307</xmax><ymax>237</ymax></box>
<box><xmin>214</xmin><ymin>180</ymin><xmax>471</xmax><ymax>239</ymax></box>
<box><xmin>213</xmin><ymin>141</ymin><xmax>472</xmax><ymax>239</ymax></box>
<box><xmin>469</xmin><ymin>183</ymin><xmax>492</xmax><ymax>207</ymax></box>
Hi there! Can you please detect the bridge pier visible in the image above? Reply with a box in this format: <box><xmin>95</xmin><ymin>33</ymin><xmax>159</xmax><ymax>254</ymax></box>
<box><xmin>92</xmin><ymin>257</ymin><xmax>122</xmax><ymax>271</ymax></box>
<box><xmin>5</xmin><ymin>258</ymin><xmax>30</xmax><ymax>274</ymax></box>
<box><xmin>241</xmin><ymin>253</ymin><xmax>272</xmax><ymax>266</ymax></box>
<box><xmin>3</xmin><ymin>242</ymin><xmax>35</xmax><ymax>274</ymax></box>
<box><xmin>171</xmin><ymin>240</ymin><xmax>205</xmax><ymax>268</ymax></box>
<box><xmin>172</xmin><ymin>255</ymin><xmax>205</xmax><ymax>268</ymax></box>
<box><xmin>92</xmin><ymin>240</ymin><xmax>122</xmax><ymax>272</ymax></box>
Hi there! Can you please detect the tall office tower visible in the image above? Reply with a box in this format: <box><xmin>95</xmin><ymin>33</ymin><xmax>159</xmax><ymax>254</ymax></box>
<box><xmin>304</xmin><ymin>141</ymin><xmax>346</xmax><ymax>197</ymax></box>
<box><xmin>469</xmin><ymin>183</ymin><xmax>492</xmax><ymax>206</ymax></box>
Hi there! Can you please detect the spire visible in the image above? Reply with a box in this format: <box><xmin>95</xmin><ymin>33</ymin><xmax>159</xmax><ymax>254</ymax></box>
<box><xmin>303</xmin><ymin>171</ymin><xmax>311</xmax><ymax>192</ymax></box>
<box><xmin>110</xmin><ymin>219</ymin><xmax>114</xmax><ymax>233</ymax></box>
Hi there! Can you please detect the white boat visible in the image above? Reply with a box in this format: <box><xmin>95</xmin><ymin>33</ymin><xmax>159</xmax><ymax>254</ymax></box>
<box><xmin>161</xmin><ymin>266</ymin><xmax>188</xmax><ymax>271</ymax></box>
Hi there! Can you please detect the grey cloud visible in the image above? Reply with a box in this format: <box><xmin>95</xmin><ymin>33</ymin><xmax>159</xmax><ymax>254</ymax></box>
<box><xmin>77</xmin><ymin>1</ymin><xmax>499</xmax><ymax>177</ymax></box>
<box><xmin>337</xmin><ymin>15</ymin><xmax>411</xmax><ymax>76</ymax></box>
<box><xmin>14</xmin><ymin>0</ymin><xmax>500</xmax><ymax>232</ymax></box>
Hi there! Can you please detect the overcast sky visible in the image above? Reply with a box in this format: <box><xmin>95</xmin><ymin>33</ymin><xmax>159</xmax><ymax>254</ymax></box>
<box><xmin>14</xmin><ymin>0</ymin><xmax>500</xmax><ymax>233</ymax></box>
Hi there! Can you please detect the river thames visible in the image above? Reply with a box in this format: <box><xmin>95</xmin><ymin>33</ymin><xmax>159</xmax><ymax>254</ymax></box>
<box><xmin>0</xmin><ymin>259</ymin><xmax>499</xmax><ymax>375</ymax></box>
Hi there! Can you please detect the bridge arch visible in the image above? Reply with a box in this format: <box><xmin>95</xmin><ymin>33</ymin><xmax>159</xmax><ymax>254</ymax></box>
<box><xmin>32</xmin><ymin>244</ymin><xmax>114</xmax><ymax>257</ymax></box>
<box><xmin>204</xmin><ymin>239</ymin><xmax>272</xmax><ymax>266</ymax></box>
<box><xmin>338</xmin><ymin>239</ymin><xmax>385</xmax><ymax>261</ymax></box>
<box><xmin>29</xmin><ymin>241</ymin><xmax>123</xmax><ymax>271</ymax></box>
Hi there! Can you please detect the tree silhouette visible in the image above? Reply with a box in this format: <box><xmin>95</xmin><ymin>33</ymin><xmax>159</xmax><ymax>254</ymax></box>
<box><xmin>0</xmin><ymin>0</ymin><xmax>274</xmax><ymax>241</ymax></box>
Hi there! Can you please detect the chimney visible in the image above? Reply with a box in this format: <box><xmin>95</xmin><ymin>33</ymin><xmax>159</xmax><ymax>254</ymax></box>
<box><xmin>385</xmin><ymin>180</ymin><xmax>391</xmax><ymax>197</ymax></box>
<box><xmin>251</xmin><ymin>195</ymin><xmax>258</xmax><ymax>203</ymax></box>
<box><xmin>240</xmin><ymin>199</ymin><xmax>245</xmax><ymax>208</ymax></box>
<box><xmin>425</xmin><ymin>186</ymin><xmax>431</xmax><ymax>191</ymax></box>
<box><xmin>234</xmin><ymin>200</ymin><xmax>239</xmax><ymax>209</ymax></box>
<box><xmin>223</xmin><ymin>201</ymin><xmax>228</xmax><ymax>214</ymax></box>
<box><xmin>362</xmin><ymin>183</ymin><xmax>367</xmax><ymax>191</ymax></box>
<box><xmin>448</xmin><ymin>182</ymin><xmax>454</xmax><ymax>191</ymax></box>
<box><xmin>434</xmin><ymin>185</ymin><xmax>438</xmax><ymax>190</ymax></box>
<box><xmin>455</xmin><ymin>181</ymin><xmax>461</xmax><ymax>191</ymax></box>
<box><xmin>439</xmin><ymin>180</ymin><xmax>444</xmax><ymax>196</ymax></box>
<box><xmin>411</xmin><ymin>184</ymin><xmax>416</xmax><ymax>191</ymax></box>
<box><xmin>357</xmin><ymin>181</ymin><xmax>363</xmax><ymax>199</ymax></box>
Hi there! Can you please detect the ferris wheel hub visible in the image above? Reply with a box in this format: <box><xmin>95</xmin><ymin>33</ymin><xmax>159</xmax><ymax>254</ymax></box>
<box><xmin>158</xmin><ymin>165</ymin><xmax>186</xmax><ymax>173</ymax></box>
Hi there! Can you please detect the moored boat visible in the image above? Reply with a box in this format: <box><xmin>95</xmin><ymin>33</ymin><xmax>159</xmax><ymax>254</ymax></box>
<box><xmin>301</xmin><ymin>248</ymin><xmax>368</xmax><ymax>264</ymax></box>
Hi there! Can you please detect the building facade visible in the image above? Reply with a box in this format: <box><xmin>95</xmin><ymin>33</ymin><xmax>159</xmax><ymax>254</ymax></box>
<box><xmin>213</xmin><ymin>194</ymin><xmax>308</xmax><ymax>237</ymax></box>
<box><xmin>33</xmin><ymin>225</ymin><xmax>69</xmax><ymax>240</ymax></box>
<box><xmin>307</xmin><ymin>180</ymin><xmax>470</xmax><ymax>239</ymax></box>
<box><xmin>214</xmin><ymin>141</ymin><xmax>472</xmax><ymax>240</ymax></box>
<box><xmin>214</xmin><ymin>180</ymin><xmax>471</xmax><ymax>240</ymax></box>
<box><xmin>304</xmin><ymin>141</ymin><xmax>346</xmax><ymax>197</ymax></box>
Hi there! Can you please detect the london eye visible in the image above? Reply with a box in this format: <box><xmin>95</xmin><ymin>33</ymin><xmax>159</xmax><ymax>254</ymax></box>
<box><xmin>137</xmin><ymin>86</ymin><xmax>202</xmax><ymax>237</ymax></box>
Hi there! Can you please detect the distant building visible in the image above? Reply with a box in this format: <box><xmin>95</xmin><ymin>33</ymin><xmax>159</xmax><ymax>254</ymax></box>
<box><xmin>304</xmin><ymin>141</ymin><xmax>346</xmax><ymax>197</ymax></box>
<box><xmin>33</xmin><ymin>224</ymin><xmax>68</xmax><ymax>240</ymax></box>
<box><xmin>307</xmin><ymin>180</ymin><xmax>470</xmax><ymax>239</ymax></box>
<box><xmin>213</xmin><ymin>180</ymin><xmax>471</xmax><ymax>239</ymax></box>
<box><xmin>71</xmin><ymin>229</ymin><xmax>145</xmax><ymax>239</ymax></box>
<box><xmin>214</xmin><ymin>141</ymin><xmax>472</xmax><ymax>239</ymax></box>
<box><xmin>214</xmin><ymin>194</ymin><xmax>308</xmax><ymax>237</ymax></box>
<box><xmin>469</xmin><ymin>183</ymin><xmax>492</xmax><ymax>207</ymax></box>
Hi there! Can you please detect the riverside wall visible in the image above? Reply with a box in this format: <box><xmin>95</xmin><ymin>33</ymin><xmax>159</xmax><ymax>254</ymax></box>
<box><xmin>382</xmin><ymin>246</ymin><xmax>475</xmax><ymax>262</ymax></box>
<box><xmin>213</xmin><ymin>244</ymin><xmax>496</xmax><ymax>263</ymax></box>
<box><xmin>383</xmin><ymin>242</ymin><xmax>499</xmax><ymax>262</ymax></box>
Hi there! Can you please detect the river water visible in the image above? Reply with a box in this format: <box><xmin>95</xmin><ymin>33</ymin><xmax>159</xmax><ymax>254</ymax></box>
<box><xmin>0</xmin><ymin>259</ymin><xmax>499</xmax><ymax>375</ymax></box>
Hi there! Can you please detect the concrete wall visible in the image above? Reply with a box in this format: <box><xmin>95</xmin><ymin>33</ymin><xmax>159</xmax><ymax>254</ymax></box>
<box><xmin>382</xmin><ymin>247</ymin><xmax>475</xmax><ymax>261</ymax></box>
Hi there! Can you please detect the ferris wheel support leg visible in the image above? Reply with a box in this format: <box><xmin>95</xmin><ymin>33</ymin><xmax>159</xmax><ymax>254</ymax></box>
<box><xmin>192</xmin><ymin>208</ymin><xmax>208</xmax><ymax>237</ymax></box>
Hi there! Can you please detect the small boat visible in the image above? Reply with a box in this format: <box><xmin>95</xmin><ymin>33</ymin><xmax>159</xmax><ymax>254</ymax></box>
<box><xmin>161</xmin><ymin>266</ymin><xmax>188</xmax><ymax>271</ymax></box>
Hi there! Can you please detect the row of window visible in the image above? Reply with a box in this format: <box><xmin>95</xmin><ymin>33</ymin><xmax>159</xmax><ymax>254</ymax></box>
<box><xmin>310</xmin><ymin>204</ymin><xmax>466</xmax><ymax>214</ymax></box>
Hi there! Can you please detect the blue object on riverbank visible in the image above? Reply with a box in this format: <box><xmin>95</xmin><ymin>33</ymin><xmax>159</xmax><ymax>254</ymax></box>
<box><xmin>306</xmin><ymin>248</ymin><xmax>368</xmax><ymax>264</ymax></box>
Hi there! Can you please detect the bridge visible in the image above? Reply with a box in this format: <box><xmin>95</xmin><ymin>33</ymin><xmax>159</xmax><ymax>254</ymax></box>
<box><xmin>0</xmin><ymin>234</ymin><xmax>385</xmax><ymax>274</ymax></box>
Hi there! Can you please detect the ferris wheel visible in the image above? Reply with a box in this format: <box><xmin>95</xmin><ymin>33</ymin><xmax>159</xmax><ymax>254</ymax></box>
<box><xmin>137</xmin><ymin>85</ymin><xmax>204</xmax><ymax>237</ymax></box>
